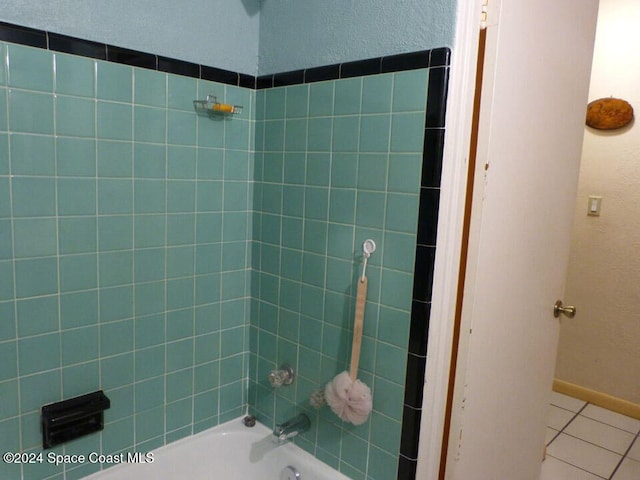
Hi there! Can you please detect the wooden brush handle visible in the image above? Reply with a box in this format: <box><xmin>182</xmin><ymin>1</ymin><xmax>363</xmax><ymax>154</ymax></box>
<box><xmin>349</xmin><ymin>277</ymin><xmax>368</xmax><ymax>381</ymax></box>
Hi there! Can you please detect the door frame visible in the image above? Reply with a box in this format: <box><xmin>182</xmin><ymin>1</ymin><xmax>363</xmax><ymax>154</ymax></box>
<box><xmin>417</xmin><ymin>0</ymin><xmax>599</xmax><ymax>478</ymax></box>
<box><xmin>415</xmin><ymin>0</ymin><xmax>483</xmax><ymax>478</ymax></box>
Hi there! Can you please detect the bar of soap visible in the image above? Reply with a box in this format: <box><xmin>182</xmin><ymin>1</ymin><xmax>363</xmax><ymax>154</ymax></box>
<box><xmin>213</xmin><ymin>103</ymin><xmax>235</xmax><ymax>113</ymax></box>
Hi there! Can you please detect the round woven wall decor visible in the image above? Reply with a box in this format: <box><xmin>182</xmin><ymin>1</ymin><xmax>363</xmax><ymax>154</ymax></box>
<box><xmin>586</xmin><ymin>97</ymin><xmax>634</xmax><ymax>130</ymax></box>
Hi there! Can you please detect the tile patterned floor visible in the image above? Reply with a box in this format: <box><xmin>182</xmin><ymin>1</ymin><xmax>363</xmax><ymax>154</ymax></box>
<box><xmin>541</xmin><ymin>392</ymin><xmax>640</xmax><ymax>479</ymax></box>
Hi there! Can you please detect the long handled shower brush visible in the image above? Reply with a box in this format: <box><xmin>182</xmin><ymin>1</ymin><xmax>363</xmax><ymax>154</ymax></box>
<box><xmin>323</xmin><ymin>240</ymin><xmax>375</xmax><ymax>425</ymax></box>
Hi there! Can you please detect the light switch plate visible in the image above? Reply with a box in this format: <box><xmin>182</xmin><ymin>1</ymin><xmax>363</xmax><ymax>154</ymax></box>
<box><xmin>587</xmin><ymin>195</ymin><xmax>602</xmax><ymax>216</ymax></box>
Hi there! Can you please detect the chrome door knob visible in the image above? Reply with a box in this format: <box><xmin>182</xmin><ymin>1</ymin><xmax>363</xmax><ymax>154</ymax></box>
<box><xmin>554</xmin><ymin>300</ymin><xmax>576</xmax><ymax>318</ymax></box>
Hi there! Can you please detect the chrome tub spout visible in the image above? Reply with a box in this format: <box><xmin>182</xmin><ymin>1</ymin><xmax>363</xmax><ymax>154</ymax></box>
<box><xmin>272</xmin><ymin>413</ymin><xmax>310</xmax><ymax>444</ymax></box>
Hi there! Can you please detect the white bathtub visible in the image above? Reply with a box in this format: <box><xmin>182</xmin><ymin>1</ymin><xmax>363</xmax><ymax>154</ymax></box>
<box><xmin>84</xmin><ymin>416</ymin><xmax>351</xmax><ymax>480</ymax></box>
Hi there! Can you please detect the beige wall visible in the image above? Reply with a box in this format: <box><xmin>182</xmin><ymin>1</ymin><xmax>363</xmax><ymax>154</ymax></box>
<box><xmin>555</xmin><ymin>0</ymin><xmax>640</xmax><ymax>403</ymax></box>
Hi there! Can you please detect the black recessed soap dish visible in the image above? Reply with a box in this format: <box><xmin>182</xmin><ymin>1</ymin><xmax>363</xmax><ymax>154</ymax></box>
<box><xmin>41</xmin><ymin>390</ymin><xmax>111</xmax><ymax>449</ymax></box>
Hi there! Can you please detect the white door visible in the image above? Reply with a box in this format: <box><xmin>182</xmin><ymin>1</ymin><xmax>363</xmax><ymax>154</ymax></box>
<box><xmin>444</xmin><ymin>1</ymin><xmax>600</xmax><ymax>479</ymax></box>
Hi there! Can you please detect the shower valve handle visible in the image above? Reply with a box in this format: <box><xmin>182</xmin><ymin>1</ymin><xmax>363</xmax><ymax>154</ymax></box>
<box><xmin>268</xmin><ymin>364</ymin><xmax>295</xmax><ymax>387</ymax></box>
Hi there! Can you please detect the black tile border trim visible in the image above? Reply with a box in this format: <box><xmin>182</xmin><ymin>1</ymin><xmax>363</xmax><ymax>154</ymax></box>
<box><xmin>403</xmin><ymin>354</ymin><xmax>428</xmax><ymax>409</ymax></box>
<box><xmin>0</xmin><ymin>21</ymin><xmax>46</xmax><ymax>49</ymax></box>
<box><xmin>426</xmin><ymin>67</ymin><xmax>450</xmax><ymax>128</ymax></box>
<box><xmin>257</xmin><ymin>47</ymin><xmax>450</xmax><ymax>88</ymax></box>
<box><xmin>417</xmin><ymin>187</ymin><xmax>441</xmax><ymax>247</ymax></box>
<box><xmin>422</xmin><ymin>129</ymin><xmax>446</xmax><ymax>188</ymax></box>
<box><xmin>107</xmin><ymin>44</ymin><xmax>156</xmax><ymax>69</ymax></box>
<box><xmin>0</xmin><ymin>19</ymin><xmax>451</xmax><ymax>480</ymax></box>
<box><xmin>0</xmin><ymin>21</ymin><xmax>250</xmax><ymax>87</ymax></box>
<box><xmin>157</xmin><ymin>56</ymin><xmax>199</xmax><ymax>78</ymax></box>
<box><xmin>413</xmin><ymin>245</ymin><xmax>437</xmax><ymax>303</ymax></box>
<box><xmin>273</xmin><ymin>69</ymin><xmax>305</xmax><ymax>87</ymax></box>
<box><xmin>409</xmin><ymin>301</ymin><xmax>431</xmax><ymax>357</ymax></box>
<box><xmin>398</xmin><ymin>455</ymin><xmax>418</xmax><ymax>480</ymax></box>
<box><xmin>48</xmin><ymin>32</ymin><xmax>106</xmax><ymax>60</ymax></box>
<box><xmin>0</xmin><ymin>20</ymin><xmax>450</xmax><ymax>92</ymax></box>
<box><xmin>400</xmin><ymin>405</ymin><xmax>423</xmax><ymax>458</ymax></box>
<box><xmin>342</xmin><ymin>57</ymin><xmax>382</xmax><ymax>78</ymax></box>
<box><xmin>381</xmin><ymin>50</ymin><xmax>430</xmax><ymax>73</ymax></box>
<box><xmin>303</xmin><ymin>63</ymin><xmax>341</xmax><ymax>84</ymax></box>
<box><xmin>398</xmin><ymin>50</ymin><xmax>449</xmax><ymax>480</ymax></box>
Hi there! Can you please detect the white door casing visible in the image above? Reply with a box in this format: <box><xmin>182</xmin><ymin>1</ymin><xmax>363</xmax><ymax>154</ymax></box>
<box><xmin>414</xmin><ymin>0</ymin><xmax>482</xmax><ymax>477</ymax></box>
<box><xmin>440</xmin><ymin>1</ymin><xmax>599</xmax><ymax>479</ymax></box>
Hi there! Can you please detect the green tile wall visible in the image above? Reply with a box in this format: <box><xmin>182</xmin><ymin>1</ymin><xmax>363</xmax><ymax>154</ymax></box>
<box><xmin>0</xmin><ymin>43</ymin><xmax>254</xmax><ymax>480</ymax></box>
<box><xmin>250</xmin><ymin>69</ymin><xmax>428</xmax><ymax>479</ymax></box>
<box><xmin>0</xmin><ymin>36</ymin><xmax>435</xmax><ymax>480</ymax></box>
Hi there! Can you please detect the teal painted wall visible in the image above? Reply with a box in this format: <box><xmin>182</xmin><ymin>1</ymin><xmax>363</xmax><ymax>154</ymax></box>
<box><xmin>0</xmin><ymin>0</ymin><xmax>261</xmax><ymax>75</ymax></box>
<box><xmin>0</xmin><ymin>1</ymin><xmax>458</xmax><ymax>77</ymax></box>
<box><xmin>0</xmin><ymin>42</ymin><xmax>254</xmax><ymax>480</ymax></box>
<box><xmin>257</xmin><ymin>0</ymin><xmax>457</xmax><ymax>75</ymax></box>
<box><xmin>250</xmin><ymin>70</ymin><xmax>429</xmax><ymax>480</ymax></box>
